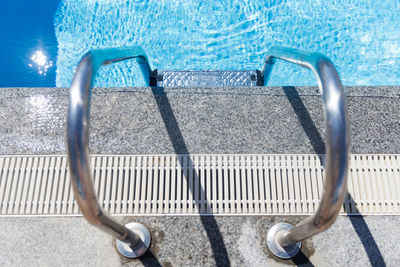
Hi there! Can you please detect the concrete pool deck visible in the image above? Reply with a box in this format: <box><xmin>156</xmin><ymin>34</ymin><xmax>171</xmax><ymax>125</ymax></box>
<box><xmin>0</xmin><ymin>86</ymin><xmax>399</xmax><ymax>266</ymax></box>
<box><xmin>1</xmin><ymin>86</ymin><xmax>399</xmax><ymax>155</ymax></box>
<box><xmin>1</xmin><ymin>216</ymin><xmax>399</xmax><ymax>266</ymax></box>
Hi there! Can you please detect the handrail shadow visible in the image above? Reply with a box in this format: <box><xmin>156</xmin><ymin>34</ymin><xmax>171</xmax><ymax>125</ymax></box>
<box><xmin>347</xmin><ymin>195</ymin><xmax>386</xmax><ymax>267</ymax></box>
<box><xmin>291</xmin><ymin>251</ymin><xmax>315</xmax><ymax>267</ymax></box>
<box><xmin>151</xmin><ymin>87</ymin><xmax>230</xmax><ymax>267</ymax></box>
<box><xmin>282</xmin><ymin>86</ymin><xmax>386</xmax><ymax>267</ymax></box>
<box><xmin>139</xmin><ymin>249</ymin><xmax>163</xmax><ymax>267</ymax></box>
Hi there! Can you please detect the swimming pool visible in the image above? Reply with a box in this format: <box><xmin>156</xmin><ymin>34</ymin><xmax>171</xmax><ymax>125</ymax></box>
<box><xmin>1</xmin><ymin>0</ymin><xmax>400</xmax><ymax>87</ymax></box>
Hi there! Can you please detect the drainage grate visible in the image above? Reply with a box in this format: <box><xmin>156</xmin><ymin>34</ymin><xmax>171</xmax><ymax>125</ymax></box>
<box><xmin>0</xmin><ymin>154</ymin><xmax>399</xmax><ymax>216</ymax></box>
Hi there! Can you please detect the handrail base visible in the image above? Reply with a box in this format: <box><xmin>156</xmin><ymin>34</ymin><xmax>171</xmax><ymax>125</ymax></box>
<box><xmin>267</xmin><ymin>223</ymin><xmax>301</xmax><ymax>259</ymax></box>
<box><xmin>116</xmin><ymin>223</ymin><xmax>151</xmax><ymax>258</ymax></box>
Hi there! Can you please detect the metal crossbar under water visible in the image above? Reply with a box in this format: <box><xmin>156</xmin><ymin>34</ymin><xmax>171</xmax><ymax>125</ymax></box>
<box><xmin>153</xmin><ymin>70</ymin><xmax>262</xmax><ymax>87</ymax></box>
<box><xmin>1</xmin><ymin>154</ymin><xmax>399</xmax><ymax>217</ymax></box>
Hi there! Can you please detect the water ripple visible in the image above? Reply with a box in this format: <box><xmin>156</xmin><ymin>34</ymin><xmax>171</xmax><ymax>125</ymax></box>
<box><xmin>55</xmin><ymin>0</ymin><xmax>400</xmax><ymax>87</ymax></box>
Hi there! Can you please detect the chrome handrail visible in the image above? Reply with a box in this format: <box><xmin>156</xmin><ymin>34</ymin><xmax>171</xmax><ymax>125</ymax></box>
<box><xmin>67</xmin><ymin>46</ymin><xmax>152</xmax><ymax>258</ymax></box>
<box><xmin>263</xmin><ymin>47</ymin><xmax>350</xmax><ymax>259</ymax></box>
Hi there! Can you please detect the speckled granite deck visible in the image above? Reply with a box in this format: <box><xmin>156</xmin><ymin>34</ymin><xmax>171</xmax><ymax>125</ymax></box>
<box><xmin>0</xmin><ymin>86</ymin><xmax>399</xmax><ymax>266</ymax></box>
<box><xmin>0</xmin><ymin>86</ymin><xmax>399</xmax><ymax>154</ymax></box>
<box><xmin>0</xmin><ymin>216</ymin><xmax>398</xmax><ymax>266</ymax></box>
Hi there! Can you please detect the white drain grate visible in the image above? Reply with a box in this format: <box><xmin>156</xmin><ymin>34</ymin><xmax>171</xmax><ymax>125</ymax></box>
<box><xmin>0</xmin><ymin>154</ymin><xmax>399</xmax><ymax>216</ymax></box>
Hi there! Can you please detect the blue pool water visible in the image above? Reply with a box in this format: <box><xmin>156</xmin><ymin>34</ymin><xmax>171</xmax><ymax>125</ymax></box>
<box><xmin>0</xmin><ymin>0</ymin><xmax>59</xmax><ymax>87</ymax></box>
<box><xmin>1</xmin><ymin>0</ymin><xmax>400</xmax><ymax>87</ymax></box>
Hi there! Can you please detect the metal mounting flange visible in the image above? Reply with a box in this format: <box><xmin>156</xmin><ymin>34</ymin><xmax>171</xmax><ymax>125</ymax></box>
<box><xmin>116</xmin><ymin>223</ymin><xmax>151</xmax><ymax>258</ymax></box>
<box><xmin>267</xmin><ymin>222</ymin><xmax>301</xmax><ymax>259</ymax></box>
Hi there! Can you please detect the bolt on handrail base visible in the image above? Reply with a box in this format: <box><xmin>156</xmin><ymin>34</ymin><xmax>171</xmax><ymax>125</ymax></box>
<box><xmin>116</xmin><ymin>223</ymin><xmax>151</xmax><ymax>258</ymax></box>
<box><xmin>267</xmin><ymin>223</ymin><xmax>302</xmax><ymax>259</ymax></box>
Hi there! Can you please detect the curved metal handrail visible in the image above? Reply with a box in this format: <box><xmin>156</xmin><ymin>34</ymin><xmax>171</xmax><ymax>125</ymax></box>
<box><xmin>263</xmin><ymin>47</ymin><xmax>350</xmax><ymax>259</ymax></box>
<box><xmin>67</xmin><ymin>46</ymin><xmax>152</xmax><ymax>258</ymax></box>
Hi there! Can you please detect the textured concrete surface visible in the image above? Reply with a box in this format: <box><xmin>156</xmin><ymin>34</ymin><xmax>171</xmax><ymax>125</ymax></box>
<box><xmin>0</xmin><ymin>86</ymin><xmax>399</xmax><ymax>266</ymax></box>
<box><xmin>0</xmin><ymin>216</ymin><xmax>398</xmax><ymax>267</ymax></box>
<box><xmin>0</xmin><ymin>86</ymin><xmax>399</xmax><ymax>154</ymax></box>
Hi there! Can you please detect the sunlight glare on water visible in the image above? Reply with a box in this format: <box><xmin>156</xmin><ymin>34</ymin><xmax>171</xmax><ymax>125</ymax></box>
<box><xmin>29</xmin><ymin>50</ymin><xmax>53</xmax><ymax>76</ymax></box>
